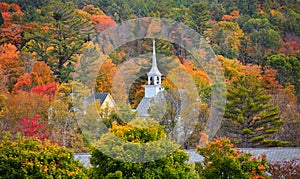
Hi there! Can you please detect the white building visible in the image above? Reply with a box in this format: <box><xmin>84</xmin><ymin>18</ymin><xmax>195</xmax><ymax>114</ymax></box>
<box><xmin>136</xmin><ymin>40</ymin><xmax>164</xmax><ymax>119</ymax></box>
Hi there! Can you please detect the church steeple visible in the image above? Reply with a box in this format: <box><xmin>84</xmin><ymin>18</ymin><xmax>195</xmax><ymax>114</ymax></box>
<box><xmin>148</xmin><ymin>40</ymin><xmax>162</xmax><ymax>77</ymax></box>
<box><xmin>136</xmin><ymin>39</ymin><xmax>165</xmax><ymax>118</ymax></box>
<box><xmin>145</xmin><ymin>39</ymin><xmax>164</xmax><ymax>98</ymax></box>
<box><xmin>147</xmin><ymin>40</ymin><xmax>162</xmax><ymax>86</ymax></box>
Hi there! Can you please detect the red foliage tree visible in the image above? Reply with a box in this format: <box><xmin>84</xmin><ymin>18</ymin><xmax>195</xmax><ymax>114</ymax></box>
<box><xmin>279</xmin><ymin>41</ymin><xmax>300</xmax><ymax>56</ymax></box>
<box><xmin>31</xmin><ymin>82</ymin><xmax>59</xmax><ymax>100</ymax></box>
<box><xmin>0</xmin><ymin>23</ymin><xmax>22</xmax><ymax>46</ymax></box>
<box><xmin>18</xmin><ymin>115</ymin><xmax>49</xmax><ymax>140</ymax></box>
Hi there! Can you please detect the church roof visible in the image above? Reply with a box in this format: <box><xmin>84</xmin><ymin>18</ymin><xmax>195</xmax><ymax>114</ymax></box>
<box><xmin>136</xmin><ymin>92</ymin><xmax>165</xmax><ymax>119</ymax></box>
<box><xmin>148</xmin><ymin>40</ymin><xmax>162</xmax><ymax>76</ymax></box>
<box><xmin>136</xmin><ymin>97</ymin><xmax>151</xmax><ymax>118</ymax></box>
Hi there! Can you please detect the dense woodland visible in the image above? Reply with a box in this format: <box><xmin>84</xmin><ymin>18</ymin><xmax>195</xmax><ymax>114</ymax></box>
<box><xmin>0</xmin><ymin>0</ymin><xmax>300</xmax><ymax>178</ymax></box>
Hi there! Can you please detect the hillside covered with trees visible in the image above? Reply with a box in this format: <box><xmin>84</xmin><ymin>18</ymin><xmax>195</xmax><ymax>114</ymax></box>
<box><xmin>0</xmin><ymin>0</ymin><xmax>300</xmax><ymax>178</ymax></box>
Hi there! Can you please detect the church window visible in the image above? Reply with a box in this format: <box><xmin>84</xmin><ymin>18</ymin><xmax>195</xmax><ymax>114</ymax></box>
<box><xmin>150</xmin><ymin>77</ymin><xmax>154</xmax><ymax>85</ymax></box>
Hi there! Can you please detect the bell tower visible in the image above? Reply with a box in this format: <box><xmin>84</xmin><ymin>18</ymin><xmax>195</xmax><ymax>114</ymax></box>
<box><xmin>145</xmin><ymin>40</ymin><xmax>164</xmax><ymax>98</ymax></box>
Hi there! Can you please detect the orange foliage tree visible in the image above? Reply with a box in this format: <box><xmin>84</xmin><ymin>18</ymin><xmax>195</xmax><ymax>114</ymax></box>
<box><xmin>261</xmin><ymin>67</ymin><xmax>282</xmax><ymax>94</ymax></box>
<box><xmin>81</xmin><ymin>4</ymin><xmax>116</xmax><ymax>33</ymax></box>
<box><xmin>96</xmin><ymin>58</ymin><xmax>117</xmax><ymax>93</ymax></box>
<box><xmin>0</xmin><ymin>91</ymin><xmax>50</xmax><ymax>134</ymax></box>
<box><xmin>0</xmin><ymin>2</ymin><xmax>23</xmax><ymax>47</ymax></box>
<box><xmin>92</xmin><ymin>14</ymin><xmax>116</xmax><ymax>32</ymax></box>
<box><xmin>0</xmin><ymin>43</ymin><xmax>24</xmax><ymax>91</ymax></box>
<box><xmin>14</xmin><ymin>62</ymin><xmax>54</xmax><ymax>91</ymax></box>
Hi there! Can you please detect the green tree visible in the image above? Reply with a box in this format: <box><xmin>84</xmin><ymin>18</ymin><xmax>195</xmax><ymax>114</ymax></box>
<box><xmin>0</xmin><ymin>134</ymin><xmax>87</xmax><ymax>178</ymax></box>
<box><xmin>197</xmin><ymin>137</ymin><xmax>270</xmax><ymax>179</ymax></box>
<box><xmin>75</xmin><ymin>44</ymin><xmax>100</xmax><ymax>87</ymax></box>
<box><xmin>91</xmin><ymin>0</ymin><xmax>134</xmax><ymax>21</ymax></box>
<box><xmin>211</xmin><ymin>21</ymin><xmax>244</xmax><ymax>59</ymax></box>
<box><xmin>221</xmin><ymin>75</ymin><xmax>286</xmax><ymax>147</ymax></box>
<box><xmin>24</xmin><ymin>2</ymin><xmax>94</xmax><ymax>82</ymax></box>
<box><xmin>267</xmin><ymin>54</ymin><xmax>300</xmax><ymax>100</ymax></box>
<box><xmin>184</xmin><ymin>2</ymin><xmax>211</xmax><ymax>35</ymax></box>
<box><xmin>282</xmin><ymin>8</ymin><xmax>300</xmax><ymax>36</ymax></box>
<box><xmin>242</xmin><ymin>18</ymin><xmax>281</xmax><ymax>64</ymax></box>
<box><xmin>89</xmin><ymin>119</ymin><xmax>196</xmax><ymax>178</ymax></box>
<box><xmin>237</xmin><ymin>0</ymin><xmax>258</xmax><ymax>16</ymax></box>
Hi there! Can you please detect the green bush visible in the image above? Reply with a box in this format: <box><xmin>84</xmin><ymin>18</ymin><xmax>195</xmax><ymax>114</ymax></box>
<box><xmin>89</xmin><ymin>119</ymin><xmax>197</xmax><ymax>178</ymax></box>
<box><xmin>0</xmin><ymin>134</ymin><xmax>88</xmax><ymax>178</ymax></box>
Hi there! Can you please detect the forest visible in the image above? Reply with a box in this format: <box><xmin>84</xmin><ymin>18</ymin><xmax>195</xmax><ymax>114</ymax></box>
<box><xmin>0</xmin><ymin>0</ymin><xmax>300</xmax><ymax>178</ymax></box>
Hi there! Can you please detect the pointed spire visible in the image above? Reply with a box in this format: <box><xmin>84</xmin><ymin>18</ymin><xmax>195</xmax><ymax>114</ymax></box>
<box><xmin>152</xmin><ymin>39</ymin><xmax>157</xmax><ymax>69</ymax></box>
<box><xmin>148</xmin><ymin>39</ymin><xmax>162</xmax><ymax>76</ymax></box>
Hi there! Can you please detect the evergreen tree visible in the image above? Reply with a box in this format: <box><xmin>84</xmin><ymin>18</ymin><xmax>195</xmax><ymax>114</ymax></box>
<box><xmin>184</xmin><ymin>2</ymin><xmax>210</xmax><ymax>35</ymax></box>
<box><xmin>24</xmin><ymin>2</ymin><xmax>94</xmax><ymax>82</ymax></box>
<box><xmin>221</xmin><ymin>75</ymin><xmax>286</xmax><ymax>147</ymax></box>
<box><xmin>75</xmin><ymin>46</ymin><xmax>100</xmax><ymax>87</ymax></box>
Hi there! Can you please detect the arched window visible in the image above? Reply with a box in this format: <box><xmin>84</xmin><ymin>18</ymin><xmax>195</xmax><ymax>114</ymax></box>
<box><xmin>150</xmin><ymin>77</ymin><xmax>154</xmax><ymax>85</ymax></box>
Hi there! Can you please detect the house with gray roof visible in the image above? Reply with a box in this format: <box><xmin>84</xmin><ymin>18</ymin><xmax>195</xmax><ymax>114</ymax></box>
<box><xmin>84</xmin><ymin>92</ymin><xmax>116</xmax><ymax>111</ymax></box>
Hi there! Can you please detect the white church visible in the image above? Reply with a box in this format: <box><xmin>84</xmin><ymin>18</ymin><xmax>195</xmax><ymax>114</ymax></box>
<box><xmin>136</xmin><ymin>40</ymin><xmax>165</xmax><ymax>119</ymax></box>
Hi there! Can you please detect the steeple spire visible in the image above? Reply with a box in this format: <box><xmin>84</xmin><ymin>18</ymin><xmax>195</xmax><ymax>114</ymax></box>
<box><xmin>148</xmin><ymin>40</ymin><xmax>162</xmax><ymax>76</ymax></box>
<box><xmin>137</xmin><ymin>39</ymin><xmax>164</xmax><ymax>116</ymax></box>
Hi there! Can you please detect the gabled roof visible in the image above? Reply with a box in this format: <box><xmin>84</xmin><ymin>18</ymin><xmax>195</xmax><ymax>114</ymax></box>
<box><xmin>136</xmin><ymin>97</ymin><xmax>151</xmax><ymax>118</ymax></box>
<box><xmin>86</xmin><ymin>92</ymin><xmax>109</xmax><ymax>105</ymax></box>
<box><xmin>136</xmin><ymin>92</ymin><xmax>165</xmax><ymax>119</ymax></box>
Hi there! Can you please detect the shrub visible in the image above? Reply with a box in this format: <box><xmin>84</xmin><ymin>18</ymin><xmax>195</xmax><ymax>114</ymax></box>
<box><xmin>89</xmin><ymin>119</ymin><xmax>197</xmax><ymax>178</ymax></box>
<box><xmin>197</xmin><ymin>137</ymin><xmax>270</xmax><ymax>179</ymax></box>
<box><xmin>0</xmin><ymin>134</ymin><xmax>88</xmax><ymax>178</ymax></box>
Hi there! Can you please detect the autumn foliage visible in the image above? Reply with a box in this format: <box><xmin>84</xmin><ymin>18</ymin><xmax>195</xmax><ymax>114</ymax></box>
<box><xmin>31</xmin><ymin>82</ymin><xmax>58</xmax><ymax>100</ymax></box>
<box><xmin>90</xmin><ymin>119</ymin><xmax>196</xmax><ymax>178</ymax></box>
<box><xmin>18</xmin><ymin>115</ymin><xmax>49</xmax><ymax>140</ymax></box>
<box><xmin>269</xmin><ymin>158</ymin><xmax>300</xmax><ymax>178</ymax></box>
<box><xmin>0</xmin><ymin>134</ymin><xmax>87</xmax><ymax>178</ymax></box>
<box><xmin>0</xmin><ymin>43</ymin><xmax>24</xmax><ymax>91</ymax></box>
<box><xmin>0</xmin><ymin>2</ymin><xmax>23</xmax><ymax>47</ymax></box>
<box><xmin>14</xmin><ymin>62</ymin><xmax>54</xmax><ymax>91</ymax></box>
<box><xmin>197</xmin><ymin>137</ymin><xmax>269</xmax><ymax>179</ymax></box>
<box><xmin>0</xmin><ymin>0</ymin><xmax>299</xmax><ymax>177</ymax></box>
